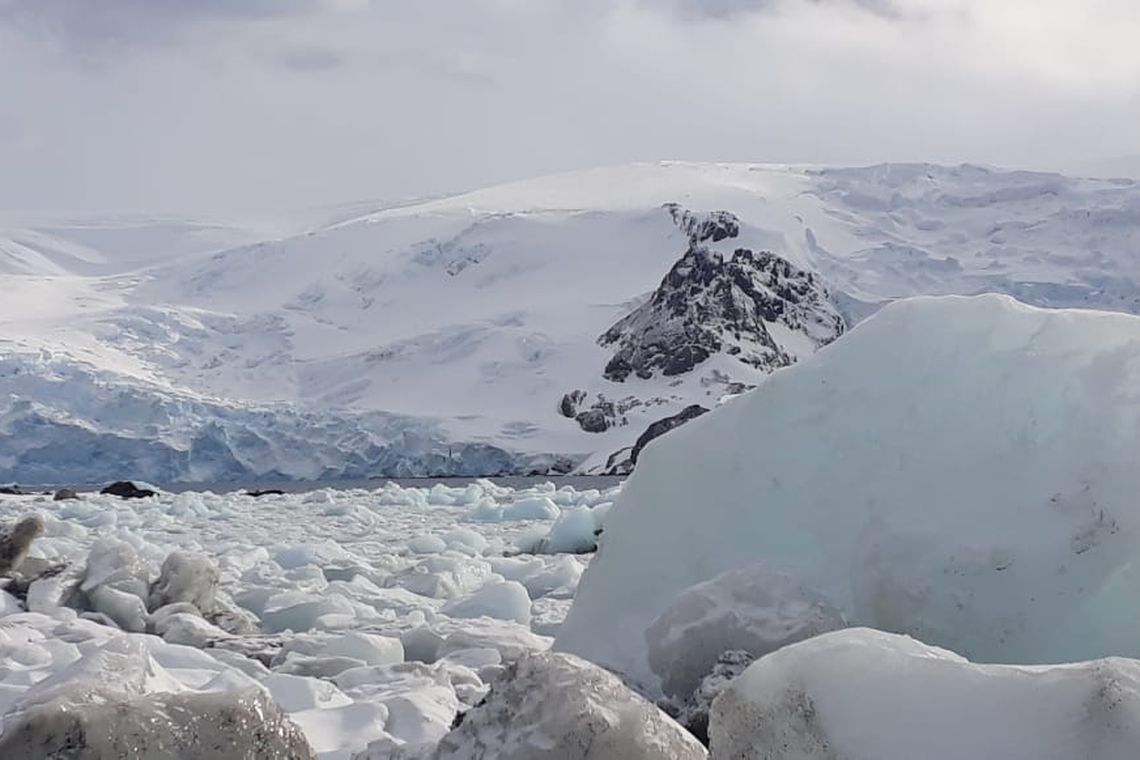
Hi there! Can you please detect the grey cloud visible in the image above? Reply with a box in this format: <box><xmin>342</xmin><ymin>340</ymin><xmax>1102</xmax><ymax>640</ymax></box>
<box><xmin>670</xmin><ymin>0</ymin><xmax>902</xmax><ymax>20</ymax></box>
<box><xmin>0</xmin><ymin>0</ymin><xmax>1136</xmax><ymax>219</ymax></box>
<box><xmin>0</xmin><ymin>0</ymin><xmax>319</xmax><ymax>46</ymax></box>
<box><xmin>279</xmin><ymin>46</ymin><xmax>345</xmax><ymax>72</ymax></box>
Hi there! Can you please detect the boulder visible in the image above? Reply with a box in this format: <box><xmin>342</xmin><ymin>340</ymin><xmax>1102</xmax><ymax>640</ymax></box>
<box><xmin>431</xmin><ymin>651</ymin><xmax>706</xmax><ymax>760</ymax></box>
<box><xmin>645</xmin><ymin>565</ymin><xmax>845</xmax><ymax>702</ymax></box>
<box><xmin>100</xmin><ymin>481</ymin><xmax>158</xmax><ymax>499</ymax></box>
<box><xmin>53</xmin><ymin>488</ymin><xmax>80</xmax><ymax>501</ymax></box>
<box><xmin>148</xmin><ymin>552</ymin><xmax>221</xmax><ymax>613</ymax></box>
<box><xmin>0</xmin><ymin>686</ymin><xmax>315</xmax><ymax>759</ymax></box>
<box><xmin>0</xmin><ymin>635</ymin><xmax>316</xmax><ymax>759</ymax></box>
<box><xmin>0</xmin><ymin>515</ymin><xmax>45</xmax><ymax>576</ymax></box>
<box><xmin>709</xmin><ymin>628</ymin><xmax>1140</xmax><ymax>760</ymax></box>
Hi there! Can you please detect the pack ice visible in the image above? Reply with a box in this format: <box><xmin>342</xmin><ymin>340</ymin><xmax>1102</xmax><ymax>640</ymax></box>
<box><xmin>558</xmin><ymin>294</ymin><xmax>1140</xmax><ymax>689</ymax></box>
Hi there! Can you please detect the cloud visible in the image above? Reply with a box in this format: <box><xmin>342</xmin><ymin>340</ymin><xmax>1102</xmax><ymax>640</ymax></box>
<box><xmin>670</xmin><ymin>0</ymin><xmax>902</xmax><ymax>20</ymax></box>
<box><xmin>277</xmin><ymin>46</ymin><xmax>345</xmax><ymax>72</ymax></box>
<box><xmin>0</xmin><ymin>0</ymin><xmax>1137</xmax><ymax>219</ymax></box>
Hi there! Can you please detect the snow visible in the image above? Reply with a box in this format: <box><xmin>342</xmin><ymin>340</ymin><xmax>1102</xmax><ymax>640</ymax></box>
<box><xmin>710</xmin><ymin>628</ymin><xmax>1140</xmax><ymax>760</ymax></box>
<box><xmin>558</xmin><ymin>295</ymin><xmax>1140</xmax><ymax>690</ymax></box>
<box><xmin>0</xmin><ymin>479</ymin><xmax>608</xmax><ymax>758</ymax></box>
<box><xmin>4</xmin><ymin>163</ymin><xmax>1140</xmax><ymax>484</ymax></box>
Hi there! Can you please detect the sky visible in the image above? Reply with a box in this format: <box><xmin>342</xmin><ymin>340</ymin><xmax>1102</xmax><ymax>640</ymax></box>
<box><xmin>1</xmin><ymin>0</ymin><xmax>1138</xmax><ymax>220</ymax></box>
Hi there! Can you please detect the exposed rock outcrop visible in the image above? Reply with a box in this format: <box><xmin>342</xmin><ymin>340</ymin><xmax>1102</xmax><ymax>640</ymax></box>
<box><xmin>101</xmin><ymin>481</ymin><xmax>158</xmax><ymax>499</ymax></box>
<box><xmin>599</xmin><ymin>206</ymin><xmax>844</xmax><ymax>382</ymax></box>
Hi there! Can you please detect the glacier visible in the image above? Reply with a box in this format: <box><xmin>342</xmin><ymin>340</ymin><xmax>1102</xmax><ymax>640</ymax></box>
<box><xmin>4</xmin><ymin>163</ymin><xmax>1140</xmax><ymax>483</ymax></box>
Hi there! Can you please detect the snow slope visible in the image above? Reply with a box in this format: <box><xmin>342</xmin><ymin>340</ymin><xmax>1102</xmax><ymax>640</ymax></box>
<box><xmin>2</xmin><ymin>163</ymin><xmax>1139</xmax><ymax>483</ymax></box>
<box><xmin>558</xmin><ymin>295</ymin><xmax>1140</xmax><ymax>690</ymax></box>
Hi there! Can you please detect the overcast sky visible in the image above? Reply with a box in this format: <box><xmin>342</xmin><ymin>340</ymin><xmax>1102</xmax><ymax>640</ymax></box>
<box><xmin>1</xmin><ymin>0</ymin><xmax>1138</xmax><ymax>220</ymax></box>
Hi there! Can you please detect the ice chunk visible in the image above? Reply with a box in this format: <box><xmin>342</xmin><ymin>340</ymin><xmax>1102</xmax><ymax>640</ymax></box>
<box><xmin>273</xmin><ymin>542</ymin><xmax>354</xmax><ymax>570</ymax></box>
<box><xmin>394</xmin><ymin>556</ymin><xmax>496</xmax><ymax>600</ymax></box>
<box><xmin>260</xmin><ymin>590</ymin><xmax>356</xmax><ymax>633</ymax></box>
<box><xmin>432</xmin><ymin>651</ymin><xmax>706</xmax><ymax>759</ymax></box>
<box><xmin>336</xmin><ymin>661</ymin><xmax>463</xmax><ymax>748</ymax></box>
<box><xmin>515</xmin><ymin>506</ymin><xmax>605</xmax><ymax>555</ymax></box>
<box><xmin>79</xmin><ymin>537</ymin><xmax>151</xmax><ymax>599</ymax></box>
<box><xmin>147</xmin><ymin>551</ymin><xmax>220</xmax><ymax>613</ymax></box>
<box><xmin>26</xmin><ymin>574</ymin><xmax>70</xmax><ymax>614</ymax></box>
<box><xmin>542</xmin><ymin>507</ymin><xmax>601</xmax><ymax>554</ymax></box>
<box><xmin>710</xmin><ymin>628</ymin><xmax>1140</xmax><ymax>760</ymax></box>
<box><xmin>291</xmin><ymin>701</ymin><xmax>390</xmax><ymax>758</ymax></box>
<box><xmin>520</xmin><ymin>556</ymin><xmax>584</xmax><ymax>599</ymax></box>
<box><xmin>408</xmin><ymin>535</ymin><xmax>448</xmax><ymax>555</ymax></box>
<box><xmin>559</xmin><ymin>295</ymin><xmax>1140</xmax><ymax>687</ymax></box>
<box><xmin>262</xmin><ymin>672</ymin><xmax>354</xmax><ymax>713</ymax></box>
<box><xmin>439</xmin><ymin>620</ymin><xmax>552</xmax><ymax>662</ymax></box>
<box><xmin>501</xmin><ymin>496</ymin><xmax>560</xmax><ymax>521</ymax></box>
<box><xmin>89</xmin><ymin>585</ymin><xmax>148</xmax><ymax>632</ymax></box>
<box><xmin>275</xmin><ymin>652</ymin><xmax>367</xmax><ymax>678</ymax></box>
<box><xmin>442</xmin><ymin>581</ymin><xmax>531</xmax><ymax>625</ymax></box>
<box><xmin>279</xmin><ymin>630</ymin><xmax>404</xmax><ymax>667</ymax></box>
<box><xmin>442</xmin><ymin>528</ymin><xmax>488</xmax><ymax>555</ymax></box>
<box><xmin>530</xmin><ymin>596</ymin><xmax>573</xmax><ymax>637</ymax></box>
<box><xmin>402</xmin><ymin>625</ymin><xmax>446</xmax><ymax>664</ymax></box>
<box><xmin>151</xmin><ymin>612</ymin><xmax>230</xmax><ymax>648</ymax></box>
<box><xmin>645</xmin><ymin>565</ymin><xmax>845</xmax><ymax>701</ymax></box>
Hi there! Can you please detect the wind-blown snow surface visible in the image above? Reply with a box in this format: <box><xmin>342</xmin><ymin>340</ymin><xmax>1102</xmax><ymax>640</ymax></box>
<box><xmin>0</xmin><ymin>480</ymin><xmax>616</xmax><ymax>758</ymax></box>
<box><xmin>4</xmin><ymin>163</ymin><xmax>1140</xmax><ymax>482</ymax></box>
<box><xmin>557</xmin><ymin>295</ymin><xmax>1140</xmax><ymax>691</ymax></box>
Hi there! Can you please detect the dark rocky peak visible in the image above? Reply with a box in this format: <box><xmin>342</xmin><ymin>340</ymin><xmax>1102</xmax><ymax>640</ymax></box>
<box><xmin>665</xmin><ymin>204</ymin><xmax>740</xmax><ymax>245</ymax></box>
<box><xmin>599</xmin><ymin>220</ymin><xmax>844</xmax><ymax>382</ymax></box>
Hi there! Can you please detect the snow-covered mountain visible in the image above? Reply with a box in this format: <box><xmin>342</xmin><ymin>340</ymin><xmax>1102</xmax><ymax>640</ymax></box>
<box><xmin>2</xmin><ymin>162</ymin><xmax>1139</xmax><ymax>483</ymax></box>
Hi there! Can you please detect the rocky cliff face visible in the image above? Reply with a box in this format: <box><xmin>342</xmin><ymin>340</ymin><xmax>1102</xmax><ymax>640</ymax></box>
<box><xmin>598</xmin><ymin>206</ymin><xmax>845</xmax><ymax>382</ymax></box>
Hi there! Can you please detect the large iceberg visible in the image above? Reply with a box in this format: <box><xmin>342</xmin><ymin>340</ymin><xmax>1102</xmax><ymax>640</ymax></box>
<box><xmin>558</xmin><ymin>295</ymin><xmax>1140</xmax><ymax>689</ymax></box>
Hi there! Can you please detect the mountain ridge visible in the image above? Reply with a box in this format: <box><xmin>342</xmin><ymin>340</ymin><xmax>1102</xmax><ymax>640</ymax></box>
<box><xmin>2</xmin><ymin>161</ymin><xmax>1138</xmax><ymax>483</ymax></box>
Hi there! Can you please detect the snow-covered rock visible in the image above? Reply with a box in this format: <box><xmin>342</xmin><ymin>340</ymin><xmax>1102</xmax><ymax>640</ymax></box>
<box><xmin>559</xmin><ymin>295</ymin><xmax>1140</xmax><ymax>688</ymax></box>
<box><xmin>709</xmin><ymin>628</ymin><xmax>1140</xmax><ymax>760</ymax></box>
<box><xmin>430</xmin><ymin>651</ymin><xmax>707</xmax><ymax>759</ymax></box>
<box><xmin>645</xmin><ymin>565</ymin><xmax>845</xmax><ymax>701</ymax></box>
<box><xmin>599</xmin><ymin>206</ymin><xmax>844</xmax><ymax>381</ymax></box>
